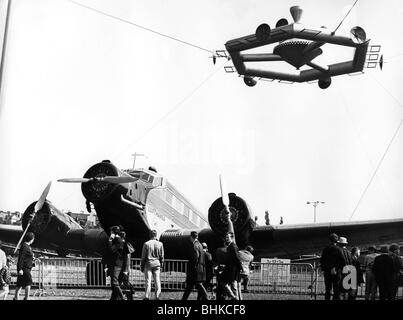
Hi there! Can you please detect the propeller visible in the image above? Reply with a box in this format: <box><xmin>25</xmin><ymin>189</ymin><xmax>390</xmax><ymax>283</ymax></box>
<box><xmin>57</xmin><ymin>176</ymin><xmax>136</xmax><ymax>184</ymax></box>
<box><xmin>14</xmin><ymin>181</ymin><xmax>52</xmax><ymax>254</ymax></box>
<box><xmin>379</xmin><ymin>55</ymin><xmax>384</xmax><ymax>70</ymax></box>
<box><xmin>219</xmin><ymin>174</ymin><xmax>234</xmax><ymax>234</ymax></box>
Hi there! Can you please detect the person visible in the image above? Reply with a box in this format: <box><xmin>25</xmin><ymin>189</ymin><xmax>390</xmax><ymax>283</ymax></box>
<box><xmin>182</xmin><ymin>231</ymin><xmax>208</xmax><ymax>300</ymax></box>
<box><xmin>201</xmin><ymin>242</ymin><xmax>214</xmax><ymax>298</ymax></box>
<box><xmin>14</xmin><ymin>232</ymin><xmax>35</xmax><ymax>300</ymax></box>
<box><xmin>108</xmin><ymin>226</ymin><xmax>131</xmax><ymax>300</ymax></box>
<box><xmin>320</xmin><ymin>233</ymin><xmax>345</xmax><ymax>300</ymax></box>
<box><xmin>0</xmin><ymin>256</ymin><xmax>12</xmax><ymax>300</ymax></box>
<box><xmin>363</xmin><ymin>246</ymin><xmax>378</xmax><ymax>300</ymax></box>
<box><xmin>0</xmin><ymin>241</ymin><xmax>6</xmax><ymax>269</ymax></box>
<box><xmin>372</xmin><ymin>245</ymin><xmax>400</xmax><ymax>300</ymax></box>
<box><xmin>214</xmin><ymin>243</ymin><xmax>229</xmax><ymax>300</ymax></box>
<box><xmin>118</xmin><ymin>231</ymin><xmax>135</xmax><ymax>300</ymax></box>
<box><xmin>349</xmin><ymin>247</ymin><xmax>364</xmax><ymax>300</ymax></box>
<box><xmin>140</xmin><ymin>229</ymin><xmax>164</xmax><ymax>300</ymax></box>
<box><xmin>238</xmin><ymin>245</ymin><xmax>254</xmax><ymax>293</ymax></box>
<box><xmin>388</xmin><ymin>243</ymin><xmax>402</xmax><ymax>300</ymax></box>
<box><xmin>337</xmin><ymin>236</ymin><xmax>352</xmax><ymax>300</ymax></box>
<box><xmin>222</xmin><ymin>231</ymin><xmax>242</xmax><ymax>300</ymax></box>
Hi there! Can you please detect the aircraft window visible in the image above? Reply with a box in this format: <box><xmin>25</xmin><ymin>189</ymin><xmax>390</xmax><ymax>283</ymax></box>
<box><xmin>172</xmin><ymin>196</ymin><xmax>183</xmax><ymax>213</ymax></box>
<box><xmin>149</xmin><ymin>176</ymin><xmax>154</xmax><ymax>183</ymax></box>
<box><xmin>165</xmin><ymin>191</ymin><xmax>173</xmax><ymax>204</ymax></box>
<box><xmin>188</xmin><ymin>210</ymin><xmax>193</xmax><ymax>222</ymax></box>
<box><xmin>153</xmin><ymin>177</ymin><xmax>162</xmax><ymax>187</ymax></box>
<box><xmin>143</xmin><ymin>174</ymin><xmax>148</xmax><ymax>182</ymax></box>
<box><xmin>131</xmin><ymin>172</ymin><xmax>141</xmax><ymax>179</ymax></box>
<box><xmin>183</xmin><ymin>207</ymin><xmax>190</xmax><ymax>218</ymax></box>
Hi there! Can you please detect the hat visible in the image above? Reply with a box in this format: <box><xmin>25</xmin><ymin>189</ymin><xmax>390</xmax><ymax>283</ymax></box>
<box><xmin>338</xmin><ymin>237</ymin><xmax>348</xmax><ymax>245</ymax></box>
<box><xmin>329</xmin><ymin>233</ymin><xmax>338</xmax><ymax>243</ymax></box>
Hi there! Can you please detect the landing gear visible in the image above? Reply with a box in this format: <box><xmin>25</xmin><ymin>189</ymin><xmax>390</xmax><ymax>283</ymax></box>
<box><xmin>318</xmin><ymin>77</ymin><xmax>332</xmax><ymax>89</ymax></box>
<box><xmin>255</xmin><ymin>23</ymin><xmax>271</xmax><ymax>41</ymax></box>
<box><xmin>244</xmin><ymin>77</ymin><xmax>257</xmax><ymax>87</ymax></box>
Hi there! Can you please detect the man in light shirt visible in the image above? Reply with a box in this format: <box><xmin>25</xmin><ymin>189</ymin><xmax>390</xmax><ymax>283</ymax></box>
<box><xmin>0</xmin><ymin>241</ymin><xmax>6</xmax><ymax>269</ymax></box>
<box><xmin>363</xmin><ymin>246</ymin><xmax>378</xmax><ymax>300</ymax></box>
<box><xmin>140</xmin><ymin>229</ymin><xmax>164</xmax><ymax>300</ymax></box>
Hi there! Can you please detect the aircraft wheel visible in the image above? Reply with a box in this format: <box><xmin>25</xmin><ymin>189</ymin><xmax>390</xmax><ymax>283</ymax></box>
<box><xmin>244</xmin><ymin>77</ymin><xmax>257</xmax><ymax>87</ymax></box>
<box><xmin>318</xmin><ymin>77</ymin><xmax>332</xmax><ymax>89</ymax></box>
<box><xmin>255</xmin><ymin>23</ymin><xmax>271</xmax><ymax>41</ymax></box>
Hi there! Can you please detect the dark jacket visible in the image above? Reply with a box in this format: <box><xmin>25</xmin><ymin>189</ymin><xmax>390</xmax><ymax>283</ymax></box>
<box><xmin>204</xmin><ymin>251</ymin><xmax>213</xmax><ymax>282</ymax></box>
<box><xmin>373</xmin><ymin>253</ymin><xmax>400</xmax><ymax>284</ymax></box>
<box><xmin>223</xmin><ymin>242</ymin><xmax>242</xmax><ymax>282</ymax></box>
<box><xmin>340</xmin><ymin>247</ymin><xmax>352</xmax><ymax>266</ymax></box>
<box><xmin>17</xmin><ymin>242</ymin><xmax>34</xmax><ymax>272</ymax></box>
<box><xmin>352</xmin><ymin>257</ymin><xmax>364</xmax><ymax>285</ymax></box>
<box><xmin>320</xmin><ymin>244</ymin><xmax>345</xmax><ymax>272</ymax></box>
<box><xmin>186</xmin><ymin>240</ymin><xmax>206</xmax><ymax>282</ymax></box>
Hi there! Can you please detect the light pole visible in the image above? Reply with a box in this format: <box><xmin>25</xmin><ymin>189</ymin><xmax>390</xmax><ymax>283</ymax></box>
<box><xmin>307</xmin><ymin>201</ymin><xmax>325</xmax><ymax>223</ymax></box>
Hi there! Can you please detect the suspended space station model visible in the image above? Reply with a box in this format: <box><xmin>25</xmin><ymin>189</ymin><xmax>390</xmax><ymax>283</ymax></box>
<box><xmin>224</xmin><ymin>6</ymin><xmax>382</xmax><ymax>89</ymax></box>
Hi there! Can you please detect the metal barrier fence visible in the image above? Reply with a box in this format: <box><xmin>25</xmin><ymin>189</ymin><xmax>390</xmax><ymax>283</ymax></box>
<box><xmin>311</xmin><ymin>264</ymin><xmax>403</xmax><ymax>300</ymax></box>
<box><xmin>8</xmin><ymin>258</ymin><xmax>402</xmax><ymax>299</ymax></box>
<box><xmin>9</xmin><ymin>258</ymin><xmax>316</xmax><ymax>299</ymax></box>
<box><xmin>247</xmin><ymin>262</ymin><xmax>315</xmax><ymax>298</ymax></box>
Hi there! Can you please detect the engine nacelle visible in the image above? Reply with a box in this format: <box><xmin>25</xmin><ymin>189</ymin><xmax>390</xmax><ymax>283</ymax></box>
<box><xmin>208</xmin><ymin>193</ymin><xmax>254</xmax><ymax>248</ymax></box>
<box><xmin>81</xmin><ymin>160</ymin><xmax>124</xmax><ymax>204</ymax></box>
<box><xmin>22</xmin><ymin>200</ymin><xmax>82</xmax><ymax>245</ymax></box>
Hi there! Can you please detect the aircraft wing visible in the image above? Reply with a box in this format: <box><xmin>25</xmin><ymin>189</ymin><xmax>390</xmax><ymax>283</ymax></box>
<box><xmin>0</xmin><ymin>224</ymin><xmax>23</xmax><ymax>246</ymax></box>
<box><xmin>249</xmin><ymin>218</ymin><xmax>403</xmax><ymax>259</ymax></box>
<box><xmin>0</xmin><ymin>222</ymin><xmax>108</xmax><ymax>257</ymax></box>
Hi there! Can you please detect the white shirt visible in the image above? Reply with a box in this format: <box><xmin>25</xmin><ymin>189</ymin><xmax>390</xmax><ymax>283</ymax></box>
<box><xmin>0</xmin><ymin>248</ymin><xmax>6</xmax><ymax>269</ymax></box>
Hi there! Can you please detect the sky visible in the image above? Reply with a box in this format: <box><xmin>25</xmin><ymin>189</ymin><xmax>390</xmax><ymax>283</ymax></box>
<box><xmin>0</xmin><ymin>0</ymin><xmax>402</xmax><ymax>226</ymax></box>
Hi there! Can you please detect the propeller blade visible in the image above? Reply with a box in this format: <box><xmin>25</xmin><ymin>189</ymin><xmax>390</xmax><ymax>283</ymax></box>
<box><xmin>219</xmin><ymin>174</ymin><xmax>230</xmax><ymax>207</ymax></box>
<box><xmin>58</xmin><ymin>178</ymin><xmax>91</xmax><ymax>183</ymax></box>
<box><xmin>15</xmin><ymin>181</ymin><xmax>51</xmax><ymax>254</ymax></box>
<box><xmin>58</xmin><ymin>176</ymin><xmax>135</xmax><ymax>184</ymax></box>
<box><xmin>219</xmin><ymin>174</ymin><xmax>235</xmax><ymax>236</ymax></box>
<box><xmin>14</xmin><ymin>224</ymin><xmax>31</xmax><ymax>254</ymax></box>
<box><xmin>34</xmin><ymin>181</ymin><xmax>52</xmax><ymax>213</ymax></box>
<box><xmin>102</xmin><ymin>176</ymin><xmax>136</xmax><ymax>184</ymax></box>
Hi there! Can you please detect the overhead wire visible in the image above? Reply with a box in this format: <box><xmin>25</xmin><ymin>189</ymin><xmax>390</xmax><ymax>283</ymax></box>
<box><xmin>349</xmin><ymin>118</ymin><xmax>403</xmax><ymax>221</ymax></box>
<box><xmin>368</xmin><ymin>74</ymin><xmax>403</xmax><ymax>111</ymax></box>
<box><xmin>67</xmin><ymin>0</ymin><xmax>215</xmax><ymax>54</ymax></box>
<box><xmin>336</xmin><ymin>87</ymin><xmax>399</xmax><ymax>220</ymax></box>
<box><xmin>112</xmin><ymin>59</ymin><xmax>228</xmax><ymax>160</ymax></box>
<box><xmin>333</xmin><ymin>0</ymin><xmax>359</xmax><ymax>34</ymax></box>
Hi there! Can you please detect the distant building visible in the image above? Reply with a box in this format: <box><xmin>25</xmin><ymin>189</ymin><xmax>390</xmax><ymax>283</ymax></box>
<box><xmin>0</xmin><ymin>211</ymin><xmax>22</xmax><ymax>225</ymax></box>
<box><xmin>65</xmin><ymin>210</ymin><xmax>100</xmax><ymax>228</ymax></box>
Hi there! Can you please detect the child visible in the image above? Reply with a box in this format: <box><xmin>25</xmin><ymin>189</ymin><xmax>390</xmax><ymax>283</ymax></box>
<box><xmin>0</xmin><ymin>256</ymin><xmax>13</xmax><ymax>300</ymax></box>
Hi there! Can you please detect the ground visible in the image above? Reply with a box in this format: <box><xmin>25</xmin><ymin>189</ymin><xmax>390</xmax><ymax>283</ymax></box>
<box><xmin>5</xmin><ymin>287</ymin><xmax>322</xmax><ymax>300</ymax></box>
